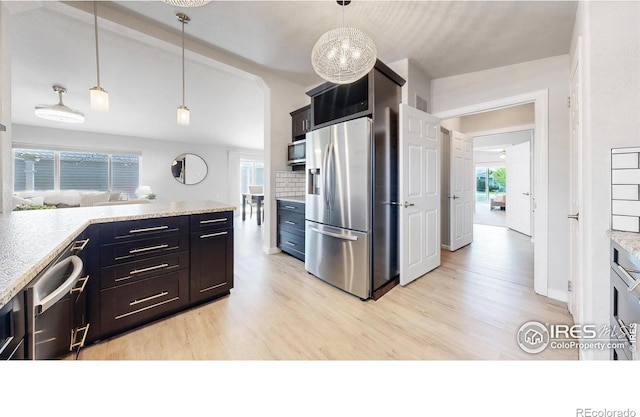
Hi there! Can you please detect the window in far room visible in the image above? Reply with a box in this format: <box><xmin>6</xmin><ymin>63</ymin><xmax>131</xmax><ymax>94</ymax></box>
<box><xmin>239</xmin><ymin>160</ymin><xmax>264</xmax><ymax>194</ymax></box>
<box><xmin>13</xmin><ymin>148</ymin><xmax>141</xmax><ymax>199</ymax></box>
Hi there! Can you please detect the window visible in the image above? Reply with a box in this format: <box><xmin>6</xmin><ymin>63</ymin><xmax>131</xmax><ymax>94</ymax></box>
<box><xmin>476</xmin><ymin>167</ymin><xmax>506</xmax><ymax>203</ymax></box>
<box><xmin>13</xmin><ymin>148</ymin><xmax>140</xmax><ymax>198</ymax></box>
<box><xmin>240</xmin><ymin>160</ymin><xmax>264</xmax><ymax>194</ymax></box>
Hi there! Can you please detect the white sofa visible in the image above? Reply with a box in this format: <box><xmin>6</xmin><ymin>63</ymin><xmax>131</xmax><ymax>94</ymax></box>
<box><xmin>13</xmin><ymin>190</ymin><xmax>150</xmax><ymax>210</ymax></box>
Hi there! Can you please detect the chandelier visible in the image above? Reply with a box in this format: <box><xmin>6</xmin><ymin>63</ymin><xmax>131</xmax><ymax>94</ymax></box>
<box><xmin>161</xmin><ymin>0</ymin><xmax>211</xmax><ymax>7</ymax></box>
<box><xmin>311</xmin><ymin>1</ymin><xmax>377</xmax><ymax>84</ymax></box>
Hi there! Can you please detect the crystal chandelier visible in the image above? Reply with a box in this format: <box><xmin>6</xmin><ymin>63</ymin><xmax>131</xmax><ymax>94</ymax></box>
<box><xmin>311</xmin><ymin>1</ymin><xmax>377</xmax><ymax>85</ymax></box>
<box><xmin>161</xmin><ymin>0</ymin><xmax>211</xmax><ymax>7</ymax></box>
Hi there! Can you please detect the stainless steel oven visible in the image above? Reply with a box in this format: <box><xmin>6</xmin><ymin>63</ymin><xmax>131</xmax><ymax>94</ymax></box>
<box><xmin>26</xmin><ymin>239</ymin><xmax>90</xmax><ymax>360</ymax></box>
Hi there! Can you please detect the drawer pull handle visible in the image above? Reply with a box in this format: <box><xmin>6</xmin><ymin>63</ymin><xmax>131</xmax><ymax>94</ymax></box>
<box><xmin>71</xmin><ymin>238</ymin><xmax>90</xmax><ymax>251</ymax></box>
<box><xmin>130</xmin><ymin>291</ymin><xmax>169</xmax><ymax>306</ymax></box>
<box><xmin>129</xmin><ymin>244</ymin><xmax>169</xmax><ymax>254</ymax></box>
<box><xmin>285</xmin><ymin>220</ymin><xmax>297</xmax><ymax>225</ymax></box>
<box><xmin>70</xmin><ymin>276</ymin><xmax>90</xmax><ymax>297</ymax></box>
<box><xmin>129</xmin><ymin>225</ymin><xmax>170</xmax><ymax>234</ymax></box>
<box><xmin>200</xmin><ymin>218</ymin><xmax>227</xmax><ymax>224</ymax></box>
<box><xmin>70</xmin><ymin>323</ymin><xmax>90</xmax><ymax>350</ymax></box>
<box><xmin>285</xmin><ymin>241</ymin><xmax>297</xmax><ymax>247</ymax></box>
<box><xmin>130</xmin><ymin>263</ymin><xmax>170</xmax><ymax>275</ymax></box>
<box><xmin>200</xmin><ymin>231</ymin><xmax>228</xmax><ymax>239</ymax></box>
<box><xmin>199</xmin><ymin>282</ymin><xmax>226</xmax><ymax>293</ymax></box>
<box><xmin>284</xmin><ymin>205</ymin><xmax>297</xmax><ymax>209</ymax></box>
<box><xmin>115</xmin><ymin>297</ymin><xmax>179</xmax><ymax>320</ymax></box>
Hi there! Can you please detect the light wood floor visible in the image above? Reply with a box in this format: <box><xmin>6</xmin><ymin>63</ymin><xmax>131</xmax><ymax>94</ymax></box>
<box><xmin>78</xmin><ymin>219</ymin><xmax>577</xmax><ymax>360</ymax></box>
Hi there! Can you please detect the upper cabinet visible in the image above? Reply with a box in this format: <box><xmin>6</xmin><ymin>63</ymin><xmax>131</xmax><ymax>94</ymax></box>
<box><xmin>290</xmin><ymin>105</ymin><xmax>311</xmax><ymax>142</ymax></box>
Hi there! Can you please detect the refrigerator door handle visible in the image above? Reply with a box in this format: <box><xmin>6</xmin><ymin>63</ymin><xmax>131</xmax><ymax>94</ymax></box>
<box><xmin>329</xmin><ymin>138</ymin><xmax>336</xmax><ymax>210</ymax></box>
<box><xmin>310</xmin><ymin>226</ymin><xmax>359</xmax><ymax>241</ymax></box>
<box><xmin>322</xmin><ymin>141</ymin><xmax>331</xmax><ymax>210</ymax></box>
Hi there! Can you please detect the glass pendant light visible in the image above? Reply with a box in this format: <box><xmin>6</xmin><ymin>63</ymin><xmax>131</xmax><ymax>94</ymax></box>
<box><xmin>89</xmin><ymin>1</ymin><xmax>109</xmax><ymax>111</ymax></box>
<box><xmin>35</xmin><ymin>86</ymin><xmax>85</xmax><ymax>124</ymax></box>
<box><xmin>177</xmin><ymin>12</ymin><xmax>190</xmax><ymax>126</ymax></box>
<box><xmin>311</xmin><ymin>1</ymin><xmax>377</xmax><ymax>85</ymax></box>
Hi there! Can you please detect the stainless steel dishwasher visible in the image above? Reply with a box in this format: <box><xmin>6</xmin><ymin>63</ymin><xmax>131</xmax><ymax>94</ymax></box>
<box><xmin>26</xmin><ymin>238</ymin><xmax>90</xmax><ymax>360</ymax></box>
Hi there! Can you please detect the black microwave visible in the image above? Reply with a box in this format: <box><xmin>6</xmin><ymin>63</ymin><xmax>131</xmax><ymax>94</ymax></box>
<box><xmin>287</xmin><ymin>139</ymin><xmax>306</xmax><ymax>165</ymax></box>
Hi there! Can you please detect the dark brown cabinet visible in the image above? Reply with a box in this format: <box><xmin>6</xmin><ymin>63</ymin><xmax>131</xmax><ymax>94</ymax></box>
<box><xmin>86</xmin><ymin>210</ymin><xmax>234</xmax><ymax>343</ymax></box>
<box><xmin>277</xmin><ymin>200</ymin><xmax>305</xmax><ymax>261</ymax></box>
<box><xmin>0</xmin><ymin>293</ymin><xmax>25</xmax><ymax>360</ymax></box>
<box><xmin>290</xmin><ymin>105</ymin><xmax>311</xmax><ymax>141</ymax></box>
<box><xmin>190</xmin><ymin>212</ymin><xmax>234</xmax><ymax>304</ymax></box>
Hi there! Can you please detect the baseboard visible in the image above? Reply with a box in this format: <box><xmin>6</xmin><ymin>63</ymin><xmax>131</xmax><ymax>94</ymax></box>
<box><xmin>441</xmin><ymin>244</ymin><xmax>452</xmax><ymax>250</ymax></box>
<box><xmin>263</xmin><ymin>246</ymin><xmax>281</xmax><ymax>255</ymax></box>
<box><xmin>547</xmin><ymin>288</ymin><xmax>567</xmax><ymax>303</ymax></box>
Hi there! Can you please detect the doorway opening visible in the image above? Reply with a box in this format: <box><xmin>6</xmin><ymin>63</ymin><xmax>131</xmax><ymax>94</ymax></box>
<box><xmin>436</xmin><ymin>95</ymin><xmax>545</xmax><ymax>294</ymax></box>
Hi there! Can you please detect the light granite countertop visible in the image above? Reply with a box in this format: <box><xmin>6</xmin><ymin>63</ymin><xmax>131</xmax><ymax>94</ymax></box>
<box><xmin>0</xmin><ymin>201</ymin><xmax>235</xmax><ymax>309</ymax></box>
<box><xmin>608</xmin><ymin>229</ymin><xmax>640</xmax><ymax>260</ymax></box>
<box><xmin>276</xmin><ymin>196</ymin><xmax>305</xmax><ymax>203</ymax></box>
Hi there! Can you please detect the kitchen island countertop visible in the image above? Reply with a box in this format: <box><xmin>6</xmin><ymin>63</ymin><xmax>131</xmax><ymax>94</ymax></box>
<box><xmin>608</xmin><ymin>229</ymin><xmax>640</xmax><ymax>260</ymax></box>
<box><xmin>275</xmin><ymin>196</ymin><xmax>305</xmax><ymax>203</ymax></box>
<box><xmin>0</xmin><ymin>201</ymin><xmax>235</xmax><ymax>309</ymax></box>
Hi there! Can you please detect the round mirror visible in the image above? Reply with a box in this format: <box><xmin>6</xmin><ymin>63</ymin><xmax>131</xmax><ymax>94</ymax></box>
<box><xmin>171</xmin><ymin>153</ymin><xmax>208</xmax><ymax>185</ymax></box>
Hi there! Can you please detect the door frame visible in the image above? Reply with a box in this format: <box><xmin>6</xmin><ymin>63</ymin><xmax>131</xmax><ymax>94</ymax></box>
<box><xmin>434</xmin><ymin>89</ymin><xmax>549</xmax><ymax>297</ymax></box>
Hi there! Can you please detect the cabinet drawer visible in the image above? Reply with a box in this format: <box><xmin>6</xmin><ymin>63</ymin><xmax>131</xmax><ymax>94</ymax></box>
<box><xmin>279</xmin><ymin>229</ymin><xmax>305</xmax><ymax>260</ymax></box>
<box><xmin>100</xmin><ymin>234</ymin><xmax>189</xmax><ymax>266</ymax></box>
<box><xmin>100</xmin><ymin>216</ymin><xmax>188</xmax><ymax>243</ymax></box>
<box><xmin>191</xmin><ymin>211</ymin><xmax>233</xmax><ymax>232</ymax></box>
<box><xmin>277</xmin><ymin>200</ymin><xmax>305</xmax><ymax>214</ymax></box>
<box><xmin>100</xmin><ymin>251</ymin><xmax>190</xmax><ymax>289</ymax></box>
<box><xmin>100</xmin><ymin>270</ymin><xmax>189</xmax><ymax>335</ymax></box>
<box><xmin>278</xmin><ymin>210</ymin><xmax>305</xmax><ymax>234</ymax></box>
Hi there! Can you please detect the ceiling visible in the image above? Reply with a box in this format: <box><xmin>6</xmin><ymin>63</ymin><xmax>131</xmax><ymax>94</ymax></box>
<box><xmin>9</xmin><ymin>1</ymin><xmax>578</xmax><ymax>148</ymax></box>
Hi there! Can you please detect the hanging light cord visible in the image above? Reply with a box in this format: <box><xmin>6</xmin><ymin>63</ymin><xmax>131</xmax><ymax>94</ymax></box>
<box><xmin>93</xmin><ymin>1</ymin><xmax>101</xmax><ymax>87</ymax></box>
<box><xmin>181</xmin><ymin>16</ymin><xmax>185</xmax><ymax>107</ymax></box>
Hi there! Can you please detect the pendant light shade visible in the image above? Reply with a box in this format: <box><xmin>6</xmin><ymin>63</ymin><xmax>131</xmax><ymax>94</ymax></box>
<box><xmin>311</xmin><ymin>1</ymin><xmax>377</xmax><ymax>85</ymax></box>
<box><xmin>89</xmin><ymin>1</ymin><xmax>109</xmax><ymax>111</ymax></box>
<box><xmin>177</xmin><ymin>12</ymin><xmax>190</xmax><ymax>126</ymax></box>
<box><xmin>161</xmin><ymin>0</ymin><xmax>211</xmax><ymax>7</ymax></box>
<box><xmin>35</xmin><ymin>86</ymin><xmax>85</xmax><ymax>124</ymax></box>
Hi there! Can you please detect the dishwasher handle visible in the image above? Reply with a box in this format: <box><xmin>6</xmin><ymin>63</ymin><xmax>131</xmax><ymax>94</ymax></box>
<box><xmin>35</xmin><ymin>255</ymin><xmax>84</xmax><ymax>315</ymax></box>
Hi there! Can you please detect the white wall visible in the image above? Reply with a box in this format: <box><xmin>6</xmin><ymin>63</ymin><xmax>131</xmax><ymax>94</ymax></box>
<box><xmin>0</xmin><ymin>4</ymin><xmax>11</xmax><ymax>213</ymax></box>
<box><xmin>431</xmin><ymin>55</ymin><xmax>570</xmax><ymax>299</ymax></box>
<box><xmin>570</xmin><ymin>2</ymin><xmax>640</xmax><ymax>360</ymax></box>
<box><xmin>461</xmin><ymin>103</ymin><xmax>534</xmax><ymax>134</ymax></box>
<box><xmin>389</xmin><ymin>58</ymin><xmax>431</xmax><ymax>112</ymax></box>
<box><xmin>11</xmin><ymin>124</ymin><xmax>254</xmax><ymax>206</ymax></box>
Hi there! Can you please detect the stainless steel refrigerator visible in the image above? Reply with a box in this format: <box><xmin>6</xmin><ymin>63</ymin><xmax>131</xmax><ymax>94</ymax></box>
<box><xmin>305</xmin><ymin>116</ymin><xmax>398</xmax><ymax>300</ymax></box>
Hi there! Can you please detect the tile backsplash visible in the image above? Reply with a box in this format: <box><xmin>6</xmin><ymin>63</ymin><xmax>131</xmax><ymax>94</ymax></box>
<box><xmin>275</xmin><ymin>170</ymin><xmax>305</xmax><ymax>198</ymax></box>
<box><xmin>611</xmin><ymin>147</ymin><xmax>640</xmax><ymax>232</ymax></box>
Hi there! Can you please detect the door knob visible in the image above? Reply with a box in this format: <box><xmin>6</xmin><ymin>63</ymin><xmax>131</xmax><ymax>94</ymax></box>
<box><xmin>404</xmin><ymin>201</ymin><xmax>415</xmax><ymax>208</ymax></box>
<box><xmin>448</xmin><ymin>196</ymin><xmax>459</xmax><ymax>200</ymax></box>
<box><xmin>568</xmin><ymin>212</ymin><xmax>579</xmax><ymax>221</ymax></box>
<box><xmin>523</xmin><ymin>192</ymin><xmax>530</xmax><ymax>196</ymax></box>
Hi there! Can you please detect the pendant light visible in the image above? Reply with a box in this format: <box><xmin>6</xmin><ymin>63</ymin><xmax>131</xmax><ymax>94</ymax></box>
<box><xmin>311</xmin><ymin>0</ymin><xmax>377</xmax><ymax>85</ymax></box>
<box><xmin>176</xmin><ymin>12</ymin><xmax>190</xmax><ymax>126</ymax></box>
<box><xmin>89</xmin><ymin>1</ymin><xmax>109</xmax><ymax>111</ymax></box>
<box><xmin>35</xmin><ymin>86</ymin><xmax>85</xmax><ymax>124</ymax></box>
<box><xmin>161</xmin><ymin>0</ymin><xmax>211</xmax><ymax>7</ymax></box>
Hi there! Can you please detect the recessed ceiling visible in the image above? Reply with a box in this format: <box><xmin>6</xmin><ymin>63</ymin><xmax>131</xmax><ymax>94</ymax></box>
<box><xmin>9</xmin><ymin>1</ymin><xmax>578</xmax><ymax>148</ymax></box>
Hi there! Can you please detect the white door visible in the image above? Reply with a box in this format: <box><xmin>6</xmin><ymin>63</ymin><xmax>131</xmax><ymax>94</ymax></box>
<box><xmin>568</xmin><ymin>50</ymin><xmax>582</xmax><ymax>318</ymax></box>
<box><xmin>506</xmin><ymin>141</ymin><xmax>532</xmax><ymax>236</ymax></box>
<box><xmin>449</xmin><ymin>130</ymin><xmax>473</xmax><ymax>251</ymax></box>
<box><xmin>399</xmin><ymin>104</ymin><xmax>441</xmax><ymax>286</ymax></box>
